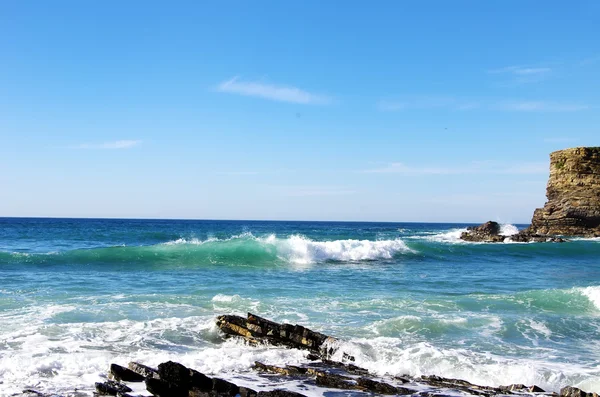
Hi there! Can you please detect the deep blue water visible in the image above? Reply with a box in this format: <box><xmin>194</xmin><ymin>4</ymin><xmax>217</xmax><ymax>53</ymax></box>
<box><xmin>0</xmin><ymin>218</ymin><xmax>599</xmax><ymax>395</ymax></box>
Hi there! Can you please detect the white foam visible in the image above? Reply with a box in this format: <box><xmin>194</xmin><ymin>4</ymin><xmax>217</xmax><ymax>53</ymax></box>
<box><xmin>417</xmin><ymin>228</ymin><xmax>467</xmax><ymax>243</ymax></box>
<box><xmin>269</xmin><ymin>235</ymin><xmax>413</xmax><ymax>264</ymax></box>
<box><xmin>160</xmin><ymin>233</ymin><xmax>414</xmax><ymax>264</ymax></box>
<box><xmin>578</xmin><ymin>286</ymin><xmax>600</xmax><ymax>311</ymax></box>
<box><xmin>499</xmin><ymin>224</ymin><xmax>519</xmax><ymax>236</ymax></box>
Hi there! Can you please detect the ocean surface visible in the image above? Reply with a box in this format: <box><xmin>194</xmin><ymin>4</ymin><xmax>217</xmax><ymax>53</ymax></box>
<box><xmin>1</xmin><ymin>218</ymin><xmax>599</xmax><ymax>396</ymax></box>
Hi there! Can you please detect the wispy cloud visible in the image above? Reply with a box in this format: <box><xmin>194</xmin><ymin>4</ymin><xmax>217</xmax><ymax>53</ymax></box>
<box><xmin>216</xmin><ymin>77</ymin><xmax>331</xmax><ymax>105</ymax></box>
<box><xmin>215</xmin><ymin>171</ymin><xmax>260</xmax><ymax>176</ymax></box>
<box><xmin>364</xmin><ymin>161</ymin><xmax>548</xmax><ymax>175</ymax></box>
<box><xmin>489</xmin><ymin>65</ymin><xmax>552</xmax><ymax>84</ymax></box>
<box><xmin>496</xmin><ymin>101</ymin><xmax>590</xmax><ymax>112</ymax></box>
<box><xmin>490</xmin><ymin>66</ymin><xmax>552</xmax><ymax>76</ymax></box>
<box><xmin>377</xmin><ymin>97</ymin><xmax>480</xmax><ymax>112</ymax></box>
<box><xmin>378</xmin><ymin>97</ymin><xmax>590</xmax><ymax>113</ymax></box>
<box><xmin>72</xmin><ymin>140</ymin><xmax>142</xmax><ymax>149</ymax></box>
<box><xmin>267</xmin><ymin>185</ymin><xmax>355</xmax><ymax>197</ymax></box>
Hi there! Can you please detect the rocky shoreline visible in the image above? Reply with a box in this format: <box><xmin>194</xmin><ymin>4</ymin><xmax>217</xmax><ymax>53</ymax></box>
<box><xmin>18</xmin><ymin>314</ymin><xmax>599</xmax><ymax>397</ymax></box>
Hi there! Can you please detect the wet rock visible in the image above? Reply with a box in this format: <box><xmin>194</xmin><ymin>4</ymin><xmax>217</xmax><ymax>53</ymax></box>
<box><xmin>109</xmin><ymin>363</ymin><xmax>146</xmax><ymax>382</ymax></box>
<box><xmin>239</xmin><ymin>386</ymin><xmax>259</xmax><ymax>397</ymax></box>
<box><xmin>216</xmin><ymin>313</ymin><xmax>334</xmax><ymax>357</ymax></box>
<box><xmin>257</xmin><ymin>390</ymin><xmax>307</xmax><ymax>397</ymax></box>
<box><xmin>315</xmin><ymin>373</ymin><xmax>355</xmax><ymax>389</ymax></box>
<box><xmin>530</xmin><ymin>385</ymin><xmax>546</xmax><ymax>393</ymax></box>
<box><xmin>460</xmin><ymin>221</ymin><xmax>506</xmax><ymax>242</ymax></box>
<box><xmin>94</xmin><ymin>380</ymin><xmax>132</xmax><ymax>396</ymax></box>
<box><xmin>212</xmin><ymin>378</ymin><xmax>239</xmax><ymax>396</ymax></box>
<box><xmin>145</xmin><ymin>377</ymin><xmax>189</xmax><ymax>397</ymax></box>
<box><xmin>560</xmin><ymin>386</ymin><xmax>599</xmax><ymax>397</ymax></box>
<box><xmin>22</xmin><ymin>390</ymin><xmax>65</xmax><ymax>397</ymax></box>
<box><xmin>356</xmin><ymin>377</ymin><xmax>401</xmax><ymax>394</ymax></box>
<box><xmin>128</xmin><ymin>361</ymin><xmax>159</xmax><ymax>379</ymax></box>
<box><xmin>254</xmin><ymin>361</ymin><xmax>308</xmax><ymax>376</ymax></box>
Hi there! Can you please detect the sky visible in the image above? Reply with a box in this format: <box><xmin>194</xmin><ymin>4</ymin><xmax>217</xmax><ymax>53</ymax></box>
<box><xmin>1</xmin><ymin>1</ymin><xmax>599</xmax><ymax>223</ymax></box>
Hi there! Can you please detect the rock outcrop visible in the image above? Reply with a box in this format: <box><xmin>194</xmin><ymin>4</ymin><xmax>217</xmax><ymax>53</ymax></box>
<box><xmin>460</xmin><ymin>221</ymin><xmax>565</xmax><ymax>243</ymax></box>
<box><xmin>216</xmin><ymin>313</ymin><xmax>339</xmax><ymax>358</ymax></box>
<box><xmin>527</xmin><ymin>147</ymin><xmax>600</xmax><ymax>237</ymax></box>
<box><xmin>460</xmin><ymin>221</ymin><xmax>506</xmax><ymax>242</ymax></box>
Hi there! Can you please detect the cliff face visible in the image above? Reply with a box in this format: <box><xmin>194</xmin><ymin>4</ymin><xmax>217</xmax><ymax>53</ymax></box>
<box><xmin>527</xmin><ymin>147</ymin><xmax>600</xmax><ymax>237</ymax></box>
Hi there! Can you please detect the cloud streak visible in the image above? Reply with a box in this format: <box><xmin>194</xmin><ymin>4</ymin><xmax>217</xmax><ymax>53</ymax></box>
<box><xmin>378</xmin><ymin>97</ymin><xmax>590</xmax><ymax>113</ymax></box>
<box><xmin>489</xmin><ymin>65</ymin><xmax>552</xmax><ymax>84</ymax></box>
<box><xmin>489</xmin><ymin>66</ymin><xmax>552</xmax><ymax>76</ymax></box>
<box><xmin>364</xmin><ymin>161</ymin><xmax>548</xmax><ymax>175</ymax></box>
<box><xmin>72</xmin><ymin>140</ymin><xmax>142</xmax><ymax>149</ymax></box>
<box><xmin>217</xmin><ymin>77</ymin><xmax>331</xmax><ymax>105</ymax></box>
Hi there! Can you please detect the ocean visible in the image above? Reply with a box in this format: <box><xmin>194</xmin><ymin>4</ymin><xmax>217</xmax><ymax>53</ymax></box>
<box><xmin>0</xmin><ymin>218</ymin><xmax>599</xmax><ymax>396</ymax></box>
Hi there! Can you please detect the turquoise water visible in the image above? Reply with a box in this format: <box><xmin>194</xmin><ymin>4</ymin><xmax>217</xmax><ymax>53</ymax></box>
<box><xmin>1</xmin><ymin>218</ymin><xmax>599</xmax><ymax>395</ymax></box>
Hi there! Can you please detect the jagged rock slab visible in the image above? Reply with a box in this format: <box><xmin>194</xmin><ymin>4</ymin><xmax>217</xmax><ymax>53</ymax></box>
<box><xmin>216</xmin><ymin>313</ymin><xmax>338</xmax><ymax>357</ymax></box>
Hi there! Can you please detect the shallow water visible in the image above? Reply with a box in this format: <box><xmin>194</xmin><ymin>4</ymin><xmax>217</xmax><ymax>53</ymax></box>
<box><xmin>0</xmin><ymin>218</ymin><xmax>599</xmax><ymax>395</ymax></box>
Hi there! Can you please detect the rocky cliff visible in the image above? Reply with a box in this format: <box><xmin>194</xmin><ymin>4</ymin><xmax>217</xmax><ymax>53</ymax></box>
<box><xmin>527</xmin><ymin>147</ymin><xmax>600</xmax><ymax>237</ymax></box>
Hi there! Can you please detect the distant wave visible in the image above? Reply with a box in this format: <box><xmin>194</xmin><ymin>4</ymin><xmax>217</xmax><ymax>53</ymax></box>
<box><xmin>0</xmin><ymin>233</ymin><xmax>414</xmax><ymax>267</ymax></box>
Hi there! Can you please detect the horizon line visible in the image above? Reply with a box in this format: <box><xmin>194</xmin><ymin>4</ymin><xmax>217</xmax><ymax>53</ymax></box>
<box><xmin>0</xmin><ymin>215</ymin><xmax>532</xmax><ymax>225</ymax></box>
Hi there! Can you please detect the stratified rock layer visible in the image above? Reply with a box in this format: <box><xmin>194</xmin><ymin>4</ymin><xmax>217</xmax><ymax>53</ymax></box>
<box><xmin>527</xmin><ymin>147</ymin><xmax>600</xmax><ymax>237</ymax></box>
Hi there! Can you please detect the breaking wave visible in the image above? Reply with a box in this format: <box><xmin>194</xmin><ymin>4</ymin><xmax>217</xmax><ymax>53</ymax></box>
<box><xmin>0</xmin><ymin>234</ymin><xmax>414</xmax><ymax>267</ymax></box>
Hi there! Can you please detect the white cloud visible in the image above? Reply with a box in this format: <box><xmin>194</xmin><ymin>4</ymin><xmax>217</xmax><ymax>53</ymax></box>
<box><xmin>497</xmin><ymin>101</ymin><xmax>589</xmax><ymax>112</ymax></box>
<box><xmin>378</xmin><ymin>97</ymin><xmax>590</xmax><ymax>113</ymax></box>
<box><xmin>490</xmin><ymin>66</ymin><xmax>552</xmax><ymax>76</ymax></box>
<box><xmin>72</xmin><ymin>140</ymin><xmax>142</xmax><ymax>149</ymax></box>
<box><xmin>216</xmin><ymin>77</ymin><xmax>331</xmax><ymax>105</ymax></box>
<box><xmin>364</xmin><ymin>161</ymin><xmax>548</xmax><ymax>175</ymax></box>
<box><xmin>489</xmin><ymin>65</ymin><xmax>552</xmax><ymax>84</ymax></box>
<box><xmin>377</xmin><ymin>97</ymin><xmax>480</xmax><ymax>112</ymax></box>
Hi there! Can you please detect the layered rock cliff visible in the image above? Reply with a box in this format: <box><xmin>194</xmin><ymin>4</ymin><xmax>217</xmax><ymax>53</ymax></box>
<box><xmin>527</xmin><ymin>147</ymin><xmax>600</xmax><ymax>237</ymax></box>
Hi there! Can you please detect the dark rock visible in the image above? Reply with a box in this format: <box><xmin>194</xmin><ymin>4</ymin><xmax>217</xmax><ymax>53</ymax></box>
<box><xmin>22</xmin><ymin>390</ymin><xmax>66</xmax><ymax>397</ymax></box>
<box><xmin>460</xmin><ymin>221</ymin><xmax>505</xmax><ymax>242</ymax></box>
<box><xmin>216</xmin><ymin>313</ymin><xmax>335</xmax><ymax>357</ymax></box>
<box><xmin>95</xmin><ymin>380</ymin><xmax>132</xmax><ymax>396</ymax></box>
<box><xmin>128</xmin><ymin>361</ymin><xmax>159</xmax><ymax>379</ymax></box>
<box><xmin>145</xmin><ymin>377</ymin><xmax>188</xmax><ymax>397</ymax></box>
<box><xmin>212</xmin><ymin>378</ymin><xmax>239</xmax><ymax>396</ymax></box>
<box><xmin>239</xmin><ymin>386</ymin><xmax>259</xmax><ymax>397</ymax></box>
<box><xmin>530</xmin><ymin>385</ymin><xmax>546</xmax><ymax>393</ymax></box>
<box><xmin>109</xmin><ymin>363</ymin><xmax>146</xmax><ymax>382</ymax></box>
<box><xmin>158</xmin><ymin>361</ymin><xmax>191</xmax><ymax>384</ymax></box>
<box><xmin>356</xmin><ymin>377</ymin><xmax>399</xmax><ymax>394</ymax></box>
<box><xmin>254</xmin><ymin>361</ymin><xmax>307</xmax><ymax>376</ymax></box>
<box><xmin>315</xmin><ymin>373</ymin><xmax>355</xmax><ymax>389</ymax></box>
<box><xmin>190</xmin><ymin>368</ymin><xmax>213</xmax><ymax>391</ymax></box>
<box><xmin>257</xmin><ymin>390</ymin><xmax>307</xmax><ymax>397</ymax></box>
<box><xmin>560</xmin><ymin>386</ymin><xmax>599</xmax><ymax>397</ymax></box>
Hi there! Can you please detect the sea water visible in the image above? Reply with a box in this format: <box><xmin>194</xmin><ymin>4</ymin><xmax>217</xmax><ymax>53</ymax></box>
<box><xmin>0</xmin><ymin>218</ymin><xmax>599</xmax><ymax>395</ymax></box>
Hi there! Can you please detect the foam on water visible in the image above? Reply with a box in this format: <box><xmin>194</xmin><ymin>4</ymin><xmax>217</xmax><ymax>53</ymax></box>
<box><xmin>269</xmin><ymin>234</ymin><xmax>413</xmax><ymax>264</ymax></box>
<box><xmin>578</xmin><ymin>286</ymin><xmax>600</xmax><ymax>311</ymax></box>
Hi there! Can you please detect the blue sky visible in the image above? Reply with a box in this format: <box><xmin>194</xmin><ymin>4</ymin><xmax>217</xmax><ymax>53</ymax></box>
<box><xmin>1</xmin><ymin>1</ymin><xmax>599</xmax><ymax>222</ymax></box>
